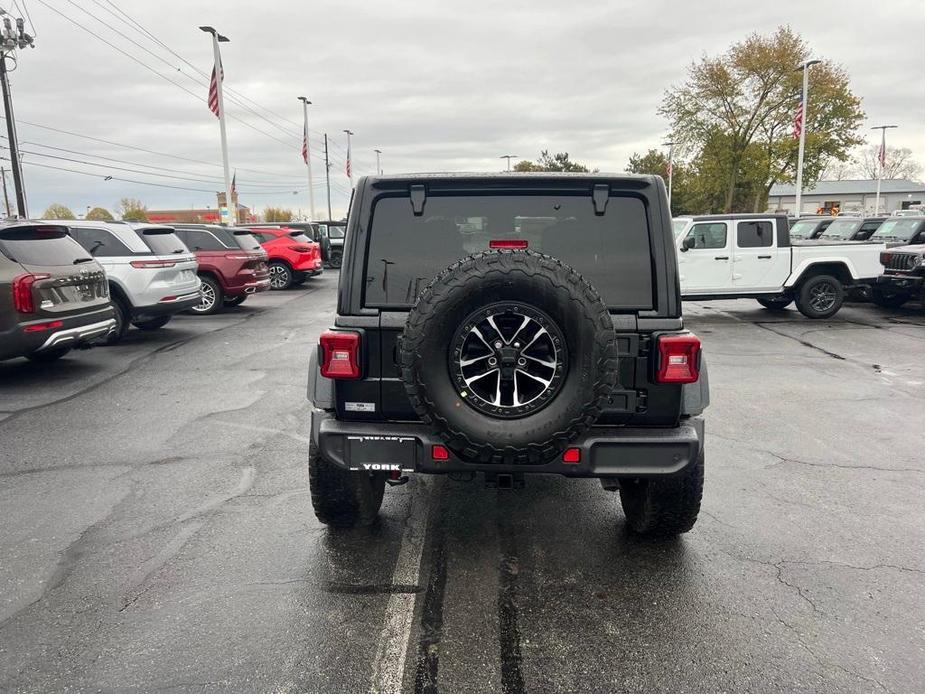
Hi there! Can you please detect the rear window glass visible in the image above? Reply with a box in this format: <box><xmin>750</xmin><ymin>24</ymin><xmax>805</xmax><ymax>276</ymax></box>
<box><xmin>136</xmin><ymin>229</ymin><xmax>188</xmax><ymax>255</ymax></box>
<box><xmin>251</xmin><ymin>232</ymin><xmax>276</xmax><ymax>244</ymax></box>
<box><xmin>364</xmin><ymin>194</ymin><xmax>654</xmax><ymax>309</ymax></box>
<box><xmin>212</xmin><ymin>228</ymin><xmax>262</xmax><ymax>251</ymax></box>
<box><xmin>290</xmin><ymin>233</ymin><xmax>312</xmax><ymax>243</ymax></box>
<box><xmin>0</xmin><ymin>226</ymin><xmax>90</xmax><ymax>266</ymax></box>
<box><xmin>177</xmin><ymin>229</ymin><xmax>226</xmax><ymax>251</ymax></box>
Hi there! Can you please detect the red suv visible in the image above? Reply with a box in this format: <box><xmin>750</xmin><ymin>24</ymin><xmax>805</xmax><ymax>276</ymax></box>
<box><xmin>249</xmin><ymin>227</ymin><xmax>323</xmax><ymax>290</ymax></box>
<box><xmin>172</xmin><ymin>225</ymin><xmax>270</xmax><ymax>313</ymax></box>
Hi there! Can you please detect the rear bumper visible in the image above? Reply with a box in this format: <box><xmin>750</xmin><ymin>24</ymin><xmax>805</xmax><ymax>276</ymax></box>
<box><xmin>311</xmin><ymin>410</ymin><xmax>704</xmax><ymax>478</ymax></box>
<box><xmin>0</xmin><ymin>306</ymin><xmax>116</xmax><ymax>360</ymax></box>
<box><xmin>132</xmin><ymin>291</ymin><xmax>202</xmax><ymax>319</ymax></box>
<box><xmin>877</xmin><ymin>274</ymin><xmax>923</xmax><ymax>292</ymax></box>
<box><xmin>225</xmin><ymin>277</ymin><xmax>271</xmax><ymax>297</ymax></box>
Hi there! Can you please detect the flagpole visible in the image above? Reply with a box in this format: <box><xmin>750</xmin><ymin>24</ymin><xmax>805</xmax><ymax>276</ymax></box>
<box><xmin>871</xmin><ymin>125</ymin><xmax>898</xmax><ymax>215</ymax></box>
<box><xmin>298</xmin><ymin>96</ymin><xmax>316</xmax><ymax>222</ymax></box>
<box><xmin>344</xmin><ymin>129</ymin><xmax>354</xmax><ymax>189</ymax></box>
<box><xmin>201</xmin><ymin>26</ymin><xmax>235</xmax><ymax>226</ymax></box>
<box><xmin>793</xmin><ymin>59</ymin><xmax>820</xmax><ymax>219</ymax></box>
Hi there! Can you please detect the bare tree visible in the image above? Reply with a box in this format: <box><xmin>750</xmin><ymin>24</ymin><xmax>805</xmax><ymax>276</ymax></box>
<box><xmin>857</xmin><ymin>146</ymin><xmax>922</xmax><ymax>180</ymax></box>
<box><xmin>820</xmin><ymin>157</ymin><xmax>858</xmax><ymax>181</ymax></box>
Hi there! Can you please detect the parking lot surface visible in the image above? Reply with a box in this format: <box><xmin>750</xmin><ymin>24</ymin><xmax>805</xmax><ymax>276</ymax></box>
<box><xmin>1</xmin><ymin>276</ymin><xmax>923</xmax><ymax>693</ymax></box>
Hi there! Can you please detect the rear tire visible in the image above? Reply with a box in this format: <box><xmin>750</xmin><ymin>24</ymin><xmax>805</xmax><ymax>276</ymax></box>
<box><xmin>795</xmin><ymin>274</ymin><xmax>844</xmax><ymax>319</ymax></box>
<box><xmin>27</xmin><ymin>346</ymin><xmax>71</xmax><ymax>362</ymax></box>
<box><xmin>101</xmin><ymin>294</ymin><xmax>130</xmax><ymax>345</ymax></box>
<box><xmin>132</xmin><ymin>316</ymin><xmax>171</xmax><ymax>331</ymax></box>
<box><xmin>756</xmin><ymin>297</ymin><xmax>792</xmax><ymax>311</ymax></box>
<box><xmin>189</xmin><ymin>276</ymin><xmax>223</xmax><ymax>315</ymax></box>
<box><xmin>619</xmin><ymin>450</ymin><xmax>704</xmax><ymax>537</ymax></box>
<box><xmin>308</xmin><ymin>442</ymin><xmax>385</xmax><ymax>527</ymax></box>
<box><xmin>269</xmin><ymin>261</ymin><xmax>293</xmax><ymax>290</ymax></box>
<box><xmin>870</xmin><ymin>289</ymin><xmax>910</xmax><ymax>309</ymax></box>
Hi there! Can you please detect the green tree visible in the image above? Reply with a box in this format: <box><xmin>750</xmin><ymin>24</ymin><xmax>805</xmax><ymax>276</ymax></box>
<box><xmin>118</xmin><ymin>197</ymin><xmax>148</xmax><ymax>222</ymax></box>
<box><xmin>85</xmin><ymin>206</ymin><xmax>114</xmax><ymax>221</ymax></box>
<box><xmin>659</xmin><ymin>26</ymin><xmax>864</xmax><ymax>212</ymax></box>
<box><xmin>514</xmin><ymin>150</ymin><xmax>591</xmax><ymax>173</ymax></box>
<box><xmin>264</xmin><ymin>207</ymin><xmax>293</xmax><ymax>222</ymax></box>
<box><xmin>41</xmin><ymin>203</ymin><xmax>76</xmax><ymax>220</ymax></box>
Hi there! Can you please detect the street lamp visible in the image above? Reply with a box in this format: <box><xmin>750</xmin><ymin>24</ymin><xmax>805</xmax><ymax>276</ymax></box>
<box><xmin>374</xmin><ymin>149</ymin><xmax>382</xmax><ymax>175</ymax></box>
<box><xmin>793</xmin><ymin>59</ymin><xmax>821</xmax><ymax>218</ymax></box>
<box><xmin>500</xmin><ymin>154</ymin><xmax>517</xmax><ymax>172</ymax></box>
<box><xmin>871</xmin><ymin>125</ymin><xmax>898</xmax><ymax>214</ymax></box>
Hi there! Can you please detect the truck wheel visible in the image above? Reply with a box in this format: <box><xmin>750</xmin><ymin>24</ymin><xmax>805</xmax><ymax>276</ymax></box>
<box><xmin>269</xmin><ymin>261</ymin><xmax>293</xmax><ymax>290</ymax></box>
<box><xmin>132</xmin><ymin>316</ymin><xmax>171</xmax><ymax>331</ymax></box>
<box><xmin>756</xmin><ymin>297</ymin><xmax>792</xmax><ymax>311</ymax></box>
<box><xmin>401</xmin><ymin>250</ymin><xmax>617</xmax><ymax>465</ymax></box>
<box><xmin>189</xmin><ymin>276</ymin><xmax>223</xmax><ymax>315</ymax></box>
<box><xmin>795</xmin><ymin>274</ymin><xmax>843</xmax><ymax>319</ymax></box>
<box><xmin>870</xmin><ymin>289</ymin><xmax>909</xmax><ymax>309</ymax></box>
<box><xmin>308</xmin><ymin>442</ymin><xmax>385</xmax><ymax>527</ymax></box>
<box><xmin>619</xmin><ymin>450</ymin><xmax>704</xmax><ymax>537</ymax></box>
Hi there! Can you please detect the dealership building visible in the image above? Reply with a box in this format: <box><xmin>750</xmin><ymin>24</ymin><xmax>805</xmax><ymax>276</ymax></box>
<box><xmin>767</xmin><ymin>179</ymin><xmax>925</xmax><ymax>215</ymax></box>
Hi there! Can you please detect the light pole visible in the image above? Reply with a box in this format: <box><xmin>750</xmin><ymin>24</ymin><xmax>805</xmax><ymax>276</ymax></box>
<box><xmin>871</xmin><ymin>125</ymin><xmax>898</xmax><ymax>215</ymax></box>
<box><xmin>663</xmin><ymin>140</ymin><xmax>676</xmax><ymax>213</ymax></box>
<box><xmin>298</xmin><ymin>96</ymin><xmax>316</xmax><ymax>221</ymax></box>
<box><xmin>343</xmin><ymin>129</ymin><xmax>354</xmax><ymax>188</ymax></box>
<box><xmin>1</xmin><ymin>9</ymin><xmax>34</xmax><ymax>218</ymax></box>
<box><xmin>374</xmin><ymin>149</ymin><xmax>382</xmax><ymax>175</ymax></box>
<box><xmin>793</xmin><ymin>59</ymin><xmax>821</xmax><ymax>219</ymax></box>
<box><xmin>200</xmin><ymin>25</ymin><xmax>234</xmax><ymax>226</ymax></box>
<box><xmin>500</xmin><ymin>154</ymin><xmax>517</xmax><ymax>172</ymax></box>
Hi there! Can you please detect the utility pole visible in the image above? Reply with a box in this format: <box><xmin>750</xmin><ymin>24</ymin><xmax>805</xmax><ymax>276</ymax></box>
<box><xmin>297</xmin><ymin>96</ymin><xmax>316</xmax><ymax>221</ymax></box>
<box><xmin>324</xmin><ymin>133</ymin><xmax>333</xmax><ymax>221</ymax></box>
<box><xmin>500</xmin><ymin>154</ymin><xmax>517</xmax><ymax>172</ymax></box>
<box><xmin>374</xmin><ymin>148</ymin><xmax>382</xmax><ymax>175</ymax></box>
<box><xmin>1</xmin><ymin>166</ymin><xmax>10</xmax><ymax>217</ymax></box>
<box><xmin>663</xmin><ymin>141</ymin><xmax>676</xmax><ymax>213</ymax></box>
<box><xmin>793</xmin><ymin>59</ymin><xmax>821</xmax><ymax>219</ymax></box>
<box><xmin>343</xmin><ymin>129</ymin><xmax>354</xmax><ymax>188</ymax></box>
<box><xmin>871</xmin><ymin>124</ymin><xmax>898</xmax><ymax>215</ymax></box>
<box><xmin>200</xmin><ymin>26</ymin><xmax>235</xmax><ymax>226</ymax></box>
<box><xmin>1</xmin><ymin>10</ymin><xmax>34</xmax><ymax>218</ymax></box>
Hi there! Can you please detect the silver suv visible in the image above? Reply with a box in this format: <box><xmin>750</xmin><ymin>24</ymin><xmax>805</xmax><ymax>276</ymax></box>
<box><xmin>59</xmin><ymin>221</ymin><xmax>200</xmax><ymax>343</ymax></box>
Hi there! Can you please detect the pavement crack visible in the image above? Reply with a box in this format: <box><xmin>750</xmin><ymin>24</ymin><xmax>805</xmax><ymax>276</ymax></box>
<box><xmin>754</xmin><ymin>321</ymin><xmax>846</xmax><ymax>360</ymax></box>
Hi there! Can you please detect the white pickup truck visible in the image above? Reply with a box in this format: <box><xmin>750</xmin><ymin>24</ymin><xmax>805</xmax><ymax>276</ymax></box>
<box><xmin>673</xmin><ymin>214</ymin><xmax>885</xmax><ymax>318</ymax></box>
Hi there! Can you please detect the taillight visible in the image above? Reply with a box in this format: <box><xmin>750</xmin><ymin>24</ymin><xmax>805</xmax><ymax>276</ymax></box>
<box><xmin>130</xmin><ymin>259</ymin><xmax>177</xmax><ymax>269</ymax></box>
<box><xmin>319</xmin><ymin>330</ymin><xmax>360</xmax><ymax>379</ymax></box>
<box><xmin>12</xmin><ymin>273</ymin><xmax>49</xmax><ymax>313</ymax></box>
<box><xmin>655</xmin><ymin>333</ymin><xmax>701</xmax><ymax>384</ymax></box>
<box><xmin>879</xmin><ymin>252</ymin><xmax>892</xmax><ymax>266</ymax></box>
<box><xmin>288</xmin><ymin>244</ymin><xmax>313</xmax><ymax>253</ymax></box>
<box><xmin>489</xmin><ymin>239</ymin><xmax>528</xmax><ymax>249</ymax></box>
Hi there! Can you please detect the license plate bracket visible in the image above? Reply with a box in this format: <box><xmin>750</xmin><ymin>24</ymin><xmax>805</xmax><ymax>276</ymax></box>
<box><xmin>346</xmin><ymin>435</ymin><xmax>416</xmax><ymax>472</ymax></box>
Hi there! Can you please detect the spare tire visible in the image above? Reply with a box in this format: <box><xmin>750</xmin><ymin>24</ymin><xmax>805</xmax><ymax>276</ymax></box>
<box><xmin>400</xmin><ymin>250</ymin><xmax>617</xmax><ymax>465</ymax></box>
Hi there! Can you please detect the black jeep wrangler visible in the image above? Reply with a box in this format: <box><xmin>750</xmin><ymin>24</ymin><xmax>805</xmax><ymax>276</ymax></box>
<box><xmin>307</xmin><ymin>173</ymin><xmax>709</xmax><ymax>536</ymax></box>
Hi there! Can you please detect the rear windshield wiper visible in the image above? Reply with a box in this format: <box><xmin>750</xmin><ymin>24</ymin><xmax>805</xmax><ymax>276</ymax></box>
<box><xmin>73</xmin><ymin>257</ymin><xmax>94</xmax><ymax>264</ymax></box>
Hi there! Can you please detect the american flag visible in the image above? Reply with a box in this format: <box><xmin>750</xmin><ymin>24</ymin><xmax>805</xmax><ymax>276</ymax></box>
<box><xmin>346</xmin><ymin>152</ymin><xmax>352</xmax><ymax>178</ymax></box>
<box><xmin>231</xmin><ymin>171</ymin><xmax>236</xmax><ymax>196</ymax></box>
<box><xmin>666</xmin><ymin>160</ymin><xmax>673</xmax><ymax>177</ymax></box>
<box><xmin>301</xmin><ymin>125</ymin><xmax>309</xmax><ymax>165</ymax></box>
<box><xmin>792</xmin><ymin>101</ymin><xmax>804</xmax><ymax>139</ymax></box>
<box><xmin>208</xmin><ymin>61</ymin><xmax>223</xmax><ymax>117</ymax></box>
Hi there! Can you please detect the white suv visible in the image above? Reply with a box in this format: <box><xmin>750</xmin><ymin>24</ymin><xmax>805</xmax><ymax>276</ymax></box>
<box><xmin>60</xmin><ymin>221</ymin><xmax>201</xmax><ymax>343</ymax></box>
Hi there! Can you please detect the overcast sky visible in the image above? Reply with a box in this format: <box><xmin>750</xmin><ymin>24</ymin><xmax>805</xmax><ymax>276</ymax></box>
<box><xmin>6</xmin><ymin>0</ymin><xmax>924</xmax><ymax>219</ymax></box>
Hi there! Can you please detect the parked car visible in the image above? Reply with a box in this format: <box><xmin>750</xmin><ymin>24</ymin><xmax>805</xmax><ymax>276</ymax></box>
<box><xmin>873</xmin><ymin>243</ymin><xmax>925</xmax><ymax>308</ymax></box>
<box><xmin>673</xmin><ymin>217</ymin><xmax>693</xmax><ymax>238</ymax></box>
<box><xmin>867</xmin><ymin>216</ymin><xmax>925</xmax><ymax>248</ymax></box>
<box><xmin>316</xmin><ymin>221</ymin><xmax>346</xmax><ymax>267</ymax></box>
<box><xmin>308</xmin><ymin>173</ymin><xmax>709</xmax><ymax>537</ymax></box>
<box><xmin>60</xmin><ymin>220</ymin><xmax>200</xmax><ymax>343</ymax></box>
<box><xmin>248</xmin><ymin>227</ymin><xmax>323</xmax><ymax>289</ymax></box>
<box><xmin>676</xmin><ymin>213</ymin><xmax>885</xmax><ymax>318</ymax></box>
<box><xmin>0</xmin><ymin>221</ymin><xmax>115</xmax><ymax>362</ymax></box>
<box><xmin>788</xmin><ymin>216</ymin><xmax>834</xmax><ymax>240</ymax></box>
<box><xmin>813</xmin><ymin>216</ymin><xmax>885</xmax><ymax>242</ymax></box>
<box><xmin>171</xmin><ymin>224</ymin><xmax>270</xmax><ymax>314</ymax></box>
<box><xmin>242</xmin><ymin>222</ymin><xmax>331</xmax><ymax>264</ymax></box>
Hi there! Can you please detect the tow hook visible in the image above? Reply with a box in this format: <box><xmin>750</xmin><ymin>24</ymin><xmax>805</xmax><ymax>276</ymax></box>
<box><xmin>386</xmin><ymin>470</ymin><xmax>409</xmax><ymax>486</ymax></box>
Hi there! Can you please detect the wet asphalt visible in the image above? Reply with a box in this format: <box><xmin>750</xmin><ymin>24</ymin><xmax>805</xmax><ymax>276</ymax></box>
<box><xmin>0</xmin><ymin>274</ymin><xmax>923</xmax><ymax>693</ymax></box>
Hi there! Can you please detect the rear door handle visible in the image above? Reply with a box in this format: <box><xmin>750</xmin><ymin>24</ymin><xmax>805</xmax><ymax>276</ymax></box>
<box><xmin>714</xmin><ymin>256</ymin><xmax>729</xmax><ymax>260</ymax></box>
<box><xmin>758</xmin><ymin>255</ymin><xmax>772</xmax><ymax>259</ymax></box>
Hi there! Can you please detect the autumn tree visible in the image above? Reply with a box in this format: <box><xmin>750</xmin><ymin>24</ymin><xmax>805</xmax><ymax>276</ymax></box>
<box><xmin>856</xmin><ymin>146</ymin><xmax>922</xmax><ymax>181</ymax></box>
<box><xmin>659</xmin><ymin>26</ymin><xmax>864</xmax><ymax>212</ymax></box>
<box><xmin>625</xmin><ymin>149</ymin><xmax>698</xmax><ymax>215</ymax></box>
<box><xmin>264</xmin><ymin>207</ymin><xmax>293</xmax><ymax>222</ymax></box>
<box><xmin>85</xmin><ymin>206</ymin><xmax>114</xmax><ymax>221</ymax></box>
<box><xmin>514</xmin><ymin>150</ymin><xmax>591</xmax><ymax>172</ymax></box>
<box><xmin>118</xmin><ymin>197</ymin><xmax>148</xmax><ymax>222</ymax></box>
<box><xmin>41</xmin><ymin>203</ymin><xmax>75</xmax><ymax>220</ymax></box>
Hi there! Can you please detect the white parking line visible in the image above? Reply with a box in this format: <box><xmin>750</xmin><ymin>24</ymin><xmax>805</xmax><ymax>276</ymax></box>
<box><xmin>368</xmin><ymin>479</ymin><xmax>431</xmax><ymax>694</ymax></box>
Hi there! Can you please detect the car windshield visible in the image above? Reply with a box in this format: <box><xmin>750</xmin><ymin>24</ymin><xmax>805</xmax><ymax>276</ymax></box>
<box><xmin>789</xmin><ymin>219</ymin><xmax>820</xmax><ymax>239</ymax></box>
<box><xmin>818</xmin><ymin>219</ymin><xmax>860</xmax><ymax>240</ymax></box>
<box><xmin>364</xmin><ymin>193</ymin><xmax>654</xmax><ymax>309</ymax></box>
<box><xmin>327</xmin><ymin>225</ymin><xmax>346</xmax><ymax>239</ymax></box>
<box><xmin>672</xmin><ymin>219</ymin><xmax>690</xmax><ymax>237</ymax></box>
<box><xmin>872</xmin><ymin>219</ymin><xmax>922</xmax><ymax>241</ymax></box>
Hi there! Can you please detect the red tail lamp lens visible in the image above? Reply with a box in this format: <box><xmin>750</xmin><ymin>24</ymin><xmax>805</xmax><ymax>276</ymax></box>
<box><xmin>656</xmin><ymin>334</ymin><xmax>701</xmax><ymax>384</ymax></box>
<box><xmin>431</xmin><ymin>445</ymin><xmax>449</xmax><ymax>461</ymax></box>
<box><xmin>489</xmin><ymin>239</ymin><xmax>528</xmax><ymax>249</ymax></box>
<box><xmin>319</xmin><ymin>331</ymin><xmax>360</xmax><ymax>379</ymax></box>
<box><xmin>562</xmin><ymin>447</ymin><xmax>581</xmax><ymax>464</ymax></box>
<box><xmin>12</xmin><ymin>273</ymin><xmax>49</xmax><ymax>313</ymax></box>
